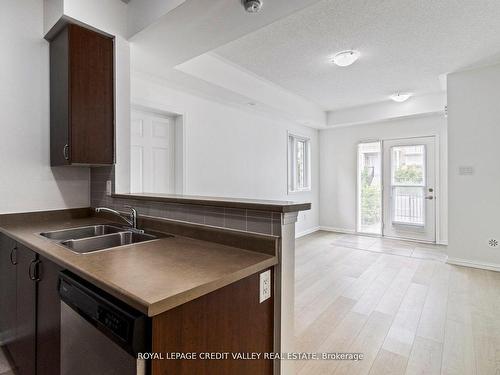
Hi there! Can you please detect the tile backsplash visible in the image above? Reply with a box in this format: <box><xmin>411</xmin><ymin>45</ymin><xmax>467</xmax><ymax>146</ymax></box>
<box><xmin>90</xmin><ymin>167</ymin><xmax>281</xmax><ymax>236</ymax></box>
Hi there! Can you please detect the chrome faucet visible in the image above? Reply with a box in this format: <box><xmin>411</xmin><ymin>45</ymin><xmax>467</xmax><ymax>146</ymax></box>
<box><xmin>95</xmin><ymin>206</ymin><xmax>143</xmax><ymax>233</ymax></box>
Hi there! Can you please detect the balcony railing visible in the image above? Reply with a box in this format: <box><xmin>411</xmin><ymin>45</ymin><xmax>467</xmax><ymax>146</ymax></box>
<box><xmin>393</xmin><ymin>187</ymin><xmax>424</xmax><ymax>225</ymax></box>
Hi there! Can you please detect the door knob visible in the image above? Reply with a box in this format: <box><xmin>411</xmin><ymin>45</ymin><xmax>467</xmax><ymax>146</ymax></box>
<box><xmin>425</xmin><ymin>195</ymin><xmax>434</xmax><ymax>200</ymax></box>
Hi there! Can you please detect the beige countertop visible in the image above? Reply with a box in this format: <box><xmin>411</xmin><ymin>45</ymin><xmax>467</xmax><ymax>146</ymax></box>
<box><xmin>0</xmin><ymin>215</ymin><xmax>277</xmax><ymax>317</ymax></box>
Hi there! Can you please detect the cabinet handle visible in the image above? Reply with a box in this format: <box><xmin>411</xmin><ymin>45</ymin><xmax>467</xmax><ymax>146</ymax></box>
<box><xmin>10</xmin><ymin>246</ymin><xmax>17</xmax><ymax>265</ymax></box>
<box><xmin>29</xmin><ymin>259</ymin><xmax>41</xmax><ymax>282</ymax></box>
<box><xmin>63</xmin><ymin>144</ymin><xmax>69</xmax><ymax>160</ymax></box>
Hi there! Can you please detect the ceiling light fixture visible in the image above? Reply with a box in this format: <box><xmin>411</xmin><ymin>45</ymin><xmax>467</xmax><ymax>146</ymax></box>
<box><xmin>390</xmin><ymin>92</ymin><xmax>412</xmax><ymax>102</ymax></box>
<box><xmin>331</xmin><ymin>50</ymin><xmax>360</xmax><ymax>67</ymax></box>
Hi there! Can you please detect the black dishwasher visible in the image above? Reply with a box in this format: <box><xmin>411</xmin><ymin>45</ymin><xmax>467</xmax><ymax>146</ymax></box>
<box><xmin>58</xmin><ymin>271</ymin><xmax>151</xmax><ymax>375</ymax></box>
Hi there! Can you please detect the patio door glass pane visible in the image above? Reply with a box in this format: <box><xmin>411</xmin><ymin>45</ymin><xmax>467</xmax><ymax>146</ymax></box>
<box><xmin>390</xmin><ymin>145</ymin><xmax>426</xmax><ymax>226</ymax></box>
<box><xmin>357</xmin><ymin>142</ymin><xmax>382</xmax><ymax>234</ymax></box>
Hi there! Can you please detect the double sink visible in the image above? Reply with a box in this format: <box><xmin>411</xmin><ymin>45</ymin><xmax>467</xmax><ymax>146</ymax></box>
<box><xmin>40</xmin><ymin>225</ymin><xmax>160</xmax><ymax>254</ymax></box>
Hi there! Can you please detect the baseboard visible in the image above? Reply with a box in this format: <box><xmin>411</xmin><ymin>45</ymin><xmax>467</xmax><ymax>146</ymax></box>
<box><xmin>319</xmin><ymin>226</ymin><xmax>356</xmax><ymax>234</ymax></box>
<box><xmin>296</xmin><ymin>226</ymin><xmax>320</xmax><ymax>238</ymax></box>
<box><xmin>447</xmin><ymin>257</ymin><xmax>500</xmax><ymax>272</ymax></box>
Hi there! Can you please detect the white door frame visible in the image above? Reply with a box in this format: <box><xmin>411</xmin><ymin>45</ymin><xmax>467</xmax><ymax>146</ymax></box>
<box><xmin>356</xmin><ymin>135</ymin><xmax>440</xmax><ymax>243</ymax></box>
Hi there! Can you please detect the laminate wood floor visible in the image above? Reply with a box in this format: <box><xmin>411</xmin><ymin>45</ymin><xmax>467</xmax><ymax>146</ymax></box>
<box><xmin>294</xmin><ymin>231</ymin><xmax>500</xmax><ymax>375</ymax></box>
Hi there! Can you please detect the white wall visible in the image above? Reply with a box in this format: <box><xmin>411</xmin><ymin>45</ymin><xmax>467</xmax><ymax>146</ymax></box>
<box><xmin>447</xmin><ymin>63</ymin><xmax>500</xmax><ymax>268</ymax></box>
<box><xmin>63</xmin><ymin>0</ymin><xmax>128</xmax><ymax>36</ymax></box>
<box><xmin>127</xmin><ymin>0</ymin><xmax>186</xmax><ymax>38</ymax></box>
<box><xmin>124</xmin><ymin>73</ymin><xmax>320</xmax><ymax>235</ymax></box>
<box><xmin>43</xmin><ymin>0</ymin><xmax>63</xmax><ymax>33</ymax></box>
<box><xmin>0</xmin><ymin>0</ymin><xmax>89</xmax><ymax>214</ymax></box>
<box><xmin>319</xmin><ymin>114</ymin><xmax>448</xmax><ymax>244</ymax></box>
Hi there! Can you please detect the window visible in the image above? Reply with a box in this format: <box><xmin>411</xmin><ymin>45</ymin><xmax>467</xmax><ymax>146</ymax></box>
<box><xmin>357</xmin><ymin>142</ymin><xmax>382</xmax><ymax>234</ymax></box>
<box><xmin>288</xmin><ymin>133</ymin><xmax>311</xmax><ymax>192</ymax></box>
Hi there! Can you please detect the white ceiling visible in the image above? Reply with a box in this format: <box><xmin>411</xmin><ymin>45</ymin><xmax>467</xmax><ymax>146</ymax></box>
<box><xmin>215</xmin><ymin>0</ymin><xmax>500</xmax><ymax>110</ymax></box>
<box><xmin>130</xmin><ymin>0</ymin><xmax>323</xmax><ymax>69</ymax></box>
<box><xmin>129</xmin><ymin>0</ymin><xmax>328</xmax><ymax>126</ymax></box>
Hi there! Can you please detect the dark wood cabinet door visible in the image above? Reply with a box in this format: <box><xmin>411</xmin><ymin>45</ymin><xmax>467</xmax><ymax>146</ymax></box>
<box><xmin>49</xmin><ymin>23</ymin><xmax>115</xmax><ymax>166</ymax></box>
<box><xmin>49</xmin><ymin>26</ymin><xmax>70</xmax><ymax>166</ymax></box>
<box><xmin>10</xmin><ymin>244</ymin><xmax>37</xmax><ymax>375</ymax></box>
<box><xmin>69</xmin><ymin>24</ymin><xmax>114</xmax><ymax>165</ymax></box>
<box><xmin>152</xmin><ymin>269</ymin><xmax>274</xmax><ymax>375</ymax></box>
<box><xmin>0</xmin><ymin>234</ymin><xmax>17</xmax><ymax>350</ymax></box>
<box><xmin>36</xmin><ymin>256</ymin><xmax>63</xmax><ymax>375</ymax></box>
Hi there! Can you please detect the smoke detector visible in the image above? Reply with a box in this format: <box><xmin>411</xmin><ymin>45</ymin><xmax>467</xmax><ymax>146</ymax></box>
<box><xmin>243</xmin><ymin>0</ymin><xmax>263</xmax><ymax>13</ymax></box>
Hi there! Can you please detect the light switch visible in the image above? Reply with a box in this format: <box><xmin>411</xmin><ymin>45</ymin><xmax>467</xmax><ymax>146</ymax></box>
<box><xmin>259</xmin><ymin>270</ymin><xmax>271</xmax><ymax>303</ymax></box>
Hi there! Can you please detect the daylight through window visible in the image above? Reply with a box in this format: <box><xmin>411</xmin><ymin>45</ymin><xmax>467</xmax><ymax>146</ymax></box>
<box><xmin>288</xmin><ymin>134</ymin><xmax>311</xmax><ymax>193</ymax></box>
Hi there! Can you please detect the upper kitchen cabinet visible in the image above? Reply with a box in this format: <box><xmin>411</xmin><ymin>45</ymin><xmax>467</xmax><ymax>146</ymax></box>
<box><xmin>49</xmin><ymin>23</ymin><xmax>115</xmax><ymax>166</ymax></box>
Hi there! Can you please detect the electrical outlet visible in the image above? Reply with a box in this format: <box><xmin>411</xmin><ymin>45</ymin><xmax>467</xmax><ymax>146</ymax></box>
<box><xmin>488</xmin><ymin>238</ymin><xmax>499</xmax><ymax>248</ymax></box>
<box><xmin>259</xmin><ymin>270</ymin><xmax>271</xmax><ymax>303</ymax></box>
<box><xmin>106</xmin><ymin>180</ymin><xmax>112</xmax><ymax>196</ymax></box>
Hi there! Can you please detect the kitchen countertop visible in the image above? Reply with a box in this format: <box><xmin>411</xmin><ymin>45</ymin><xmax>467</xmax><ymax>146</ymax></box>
<box><xmin>112</xmin><ymin>192</ymin><xmax>311</xmax><ymax>213</ymax></box>
<box><xmin>0</xmin><ymin>214</ymin><xmax>277</xmax><ymax>317</ymax></box>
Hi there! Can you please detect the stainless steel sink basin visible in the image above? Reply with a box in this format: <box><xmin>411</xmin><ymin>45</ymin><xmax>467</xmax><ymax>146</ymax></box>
<box><xmin>40</xmin><ymin>225</ymin><xmax>125</xmax><ymax>241</ymax></box>
<box><xmin>39</xmin><ymin>224</ymin><xmax>167</xmax><ymax>254</ymax></box>
<box><xmin>61</xmin><ymin>232</ymin><xmax>157</xmax><ymax>254</ymax></box>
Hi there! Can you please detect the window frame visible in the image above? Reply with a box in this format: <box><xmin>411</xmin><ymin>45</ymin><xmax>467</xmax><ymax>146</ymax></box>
<box><xmin>287</xmin><ymin>132</ymin><xmax>312</xmax><ymax>194</ymax></box>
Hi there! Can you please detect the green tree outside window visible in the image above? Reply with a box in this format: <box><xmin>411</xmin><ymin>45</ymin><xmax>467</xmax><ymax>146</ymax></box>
<box><xmin>360</xmin><ymin>168</ymin><xmax>381</xmax><ymax>225</ymax></box>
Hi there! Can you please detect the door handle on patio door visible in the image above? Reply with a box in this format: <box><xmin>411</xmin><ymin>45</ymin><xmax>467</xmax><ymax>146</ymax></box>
<box><xmin>425</xmin><ymin>187</ymin><xmax>434</xmax><ymax>200</ymax></box>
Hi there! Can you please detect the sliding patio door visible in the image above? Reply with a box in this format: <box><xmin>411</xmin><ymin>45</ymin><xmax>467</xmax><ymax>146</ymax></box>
<box><xmin>382</xmin><ymin>137</ymin><xmax>436</xmax><ymax>242</ymax></box>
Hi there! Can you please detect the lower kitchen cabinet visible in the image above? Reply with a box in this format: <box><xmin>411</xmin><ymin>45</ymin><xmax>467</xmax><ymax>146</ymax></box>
<box><xmin>152</xmin><ymin>269</ymin><xmax>274</xmax><ymax>375</ymax></box>
<box><xmin>0</xmin><ymin>233</ymin><xmax>62</xmax><ymax>375</ymax></box>
<box><xmin>36</xmin><ymin>256</ymin><xmax>63</xmax><ymax>375</ymax></box>
<box><xmin>10</xmin><ymin>244</ymin><xmax>38</xmax><ymax>375</ymax></box>
<box><xmin>0</xmin><ymin>234</ymin><xmax>17</xmax><ymax>348</ymax></box>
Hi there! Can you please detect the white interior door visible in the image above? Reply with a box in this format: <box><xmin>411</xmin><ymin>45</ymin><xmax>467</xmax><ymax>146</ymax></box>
<box><xmin>130</xmin><ymin>110</ymin><xmax>175</xmax><ymax>194</ymax></box>
<box><xmin>382</xmin><ymin>137</ymin><xmax>436</xmax><ymax>242</ymax></box>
